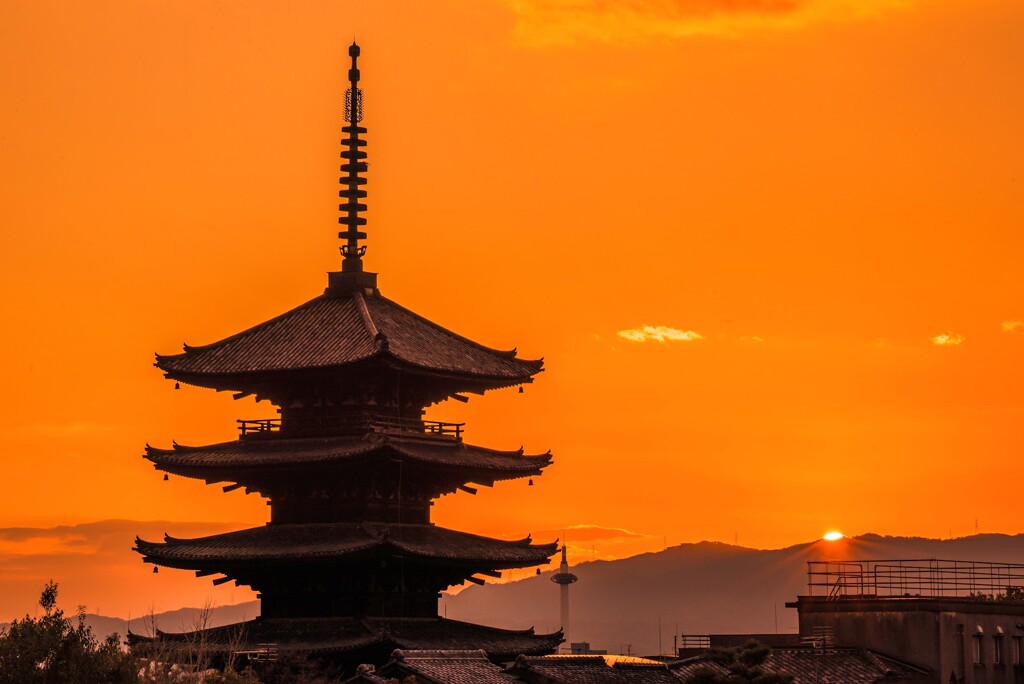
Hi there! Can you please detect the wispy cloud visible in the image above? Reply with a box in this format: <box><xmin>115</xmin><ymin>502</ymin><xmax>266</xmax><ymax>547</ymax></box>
<box><xmin>1001</xmin><ymin>321</ymin><xmax>1024</xmax><ymax>334</ymax></box>
<box><xmin>618</xmin><ymin>325</ymin><xmax>703</xmax><ymax>343</ymax></box>
<box><xmin>534</xmin><ymin>523</ymin><xmax>646</xmax><ymax>542</ymax></box>
<box><xmin>527</xmin><ymin>524</ymin><xmax>654</xmax><ymax>563</ymax></box>
<box><xmin>931</xmin><ymin>332</ymin><xmax>964</xmax><ymax>346</ymax></box>
<box><xmin>566</xmin><ymin>524</ymin><xmax>645</xmax><ymax>541</ymax></box>
<box><xmin>503</xmin><ymin>0</ymin><xmax>915</xmax><ymax>46</ymax></box>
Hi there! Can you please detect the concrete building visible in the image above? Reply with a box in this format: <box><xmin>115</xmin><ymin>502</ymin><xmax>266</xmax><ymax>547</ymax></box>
<box><xmin>788</xmin><ymin>558</ymin><xmax>1024</xmax><ymax>683</ymax></box>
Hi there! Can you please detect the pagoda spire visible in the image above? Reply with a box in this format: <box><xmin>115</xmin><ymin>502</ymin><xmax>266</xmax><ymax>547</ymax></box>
<box><xmin>339</xmin><ymin>41</ymin><xmax>368</xmax><ymax>273</ymax></box>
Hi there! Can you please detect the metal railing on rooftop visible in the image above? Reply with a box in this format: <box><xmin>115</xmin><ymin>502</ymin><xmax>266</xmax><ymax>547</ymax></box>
<box><xmin>807</xmin><ymin>559</ymin><xmax>1024</xmax><ymax>600</ymax></box>
<box><xmin>678</xmin><ymin>635</ymin><xmax>711</xmax><ymax>649</ymax></box>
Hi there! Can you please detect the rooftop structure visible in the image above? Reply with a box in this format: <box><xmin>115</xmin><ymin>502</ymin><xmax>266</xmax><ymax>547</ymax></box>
<box><xmin>132</xmin><ymin>42</ymin><xmax>560</xmax><ymax>668</ymax></box>
<box><xmin>789</xmin><ymin>558</ymin><xmax>1024</xmax><ymax>683</ymax></box>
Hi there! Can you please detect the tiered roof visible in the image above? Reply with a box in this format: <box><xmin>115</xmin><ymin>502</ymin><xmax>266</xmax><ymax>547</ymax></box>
<box><xmin>155</xmin><ymin>291</ymin><xmax>542</xmax><ymax>392</ymax></box>
<box><xmin>129</xmin><ymin>617</ymin><xmax>562</xmax><ymax>663</ymax></box>
<box><xmin>135</xmin><ymin>523</ymin><xmax>556</xmax><ymax>568</ymax></box>
<box><xmin>145</xmin><ymin>435</ymin><xmax>551</xmax><ymax>487</ymax></box>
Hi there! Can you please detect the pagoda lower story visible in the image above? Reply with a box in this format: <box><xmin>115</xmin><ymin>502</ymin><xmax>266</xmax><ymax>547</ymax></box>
<box><xmin>128</xmin><ymin>616</ymin><xmax>561</xmax><ymax>671</ymax></box>
<box><xmin>132</xmin><ymin>430</ymin><xmax>562</xmax><ymax>666</ymax></box>
<box><xmin>136</xmin><ymin>520</ymin><xmax>555</xmax><ymax>620</ymax></box>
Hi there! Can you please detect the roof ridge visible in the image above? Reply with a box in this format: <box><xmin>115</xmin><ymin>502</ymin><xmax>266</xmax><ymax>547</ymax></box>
<box><xmin>372</xmin><ymin>294</ymin><xmax>543</xmax><ymax>368</ymax></box>
<box><xmin>352</xmin><ymin>290</ymin><xmax>380</xmax><ymax>342</ymax></box>
<box><xmin>438</xmin><ymin>616</ymin><xmax>539</xmax><ymax>636</ymax></box>
<box><xmin>388</xmin><ymin>438</ymin><xmax>551</xmax><ymax>459</ymax></box>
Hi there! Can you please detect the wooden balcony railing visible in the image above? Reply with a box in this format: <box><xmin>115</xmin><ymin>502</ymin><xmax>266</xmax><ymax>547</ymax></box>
<box><xmin>237</xmin><ymin>416</ymin><xmax>463</xmax><ymax>440</ymax></box>
<box><xmin>237</xmin><ymin>418</ymin><xmax>281</xmax><ymax>437</ymax></box>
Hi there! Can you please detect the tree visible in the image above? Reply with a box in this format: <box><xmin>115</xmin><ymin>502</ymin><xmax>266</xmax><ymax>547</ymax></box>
<box><xmin>685</xmin><ymin>640</ymin><xmax>793</xmax><ymax>684</ymax></box>
<box><xmin>0</xmin><ymin>581</ymin><xmax>136</xmax><ymax>683</ymax></box>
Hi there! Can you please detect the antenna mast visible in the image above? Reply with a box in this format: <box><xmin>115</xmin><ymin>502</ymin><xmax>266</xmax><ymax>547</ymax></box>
<box><xmin>340</xmin><ymin>42</ymin><xmax>368</xmax><ymax>272</ymax></box>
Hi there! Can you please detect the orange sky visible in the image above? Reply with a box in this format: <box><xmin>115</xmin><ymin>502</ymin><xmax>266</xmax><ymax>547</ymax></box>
<box><xmin>1</xmin><ymin>0</ymin><xmax>1023</xmax><ymax>616</ymax></box>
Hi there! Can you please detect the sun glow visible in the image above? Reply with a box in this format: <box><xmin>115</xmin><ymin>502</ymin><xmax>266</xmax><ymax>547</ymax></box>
<box><xmin>823</xmin><ymin>531</ymin><xmax>844</xmax><ymax>541</ymax></box>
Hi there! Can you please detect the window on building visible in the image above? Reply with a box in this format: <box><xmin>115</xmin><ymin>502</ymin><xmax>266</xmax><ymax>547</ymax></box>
<box><xmin>994</xmin><ymin>635</ymin><xmax>1003</xmax><ymax>664</ymax></box>
<box><xmin>973</xmin><ymin>634</ymin><xmax>983</xmax><ymax>664</ymax></box>
<box><xmin>1013</xmin><ymin>636</ymin><xmax>1022</xmax><ymax>665</ymax></box>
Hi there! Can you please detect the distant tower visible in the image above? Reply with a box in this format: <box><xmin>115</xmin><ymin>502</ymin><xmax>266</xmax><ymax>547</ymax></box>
<box><xmin>550</xmin><ymin>545</ymin><xmax>579</xmax><ymax>648</ymax></box>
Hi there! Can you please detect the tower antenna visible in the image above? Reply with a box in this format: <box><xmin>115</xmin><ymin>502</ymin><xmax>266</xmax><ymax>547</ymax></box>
<box><xmin>551</xmin><ymin>545</ymin><xmax>579</xmax><ymax>651</ymax></box>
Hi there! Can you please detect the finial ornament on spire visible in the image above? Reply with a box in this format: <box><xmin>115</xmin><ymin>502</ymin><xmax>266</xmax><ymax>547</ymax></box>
<box><xmin>339</xmin><ymin>41</ymin><xmax>368</xmax><ymax>273</ymax></box>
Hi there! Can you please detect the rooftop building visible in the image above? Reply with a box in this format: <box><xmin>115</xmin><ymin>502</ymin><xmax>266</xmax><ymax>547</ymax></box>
<box><xmin>789</xmin><ymin>558</ymin><xmax>1024</xmax><ymax>683</ymax></box>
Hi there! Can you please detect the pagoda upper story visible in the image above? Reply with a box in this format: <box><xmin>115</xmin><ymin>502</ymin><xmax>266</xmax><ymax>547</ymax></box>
<box><xmin>142</xmin><ymin>42</ymin><xmax>552</xmax><ymax>530</ymax></box>
<box><xmin>154</xmin><ymin>42</ymin><xmax>541</xmax><ymax>443</ymax></box>
<box><xmin>155</xmin><ymin>290</ymin><xmax>542</xmax><ymax>440</ymax></box>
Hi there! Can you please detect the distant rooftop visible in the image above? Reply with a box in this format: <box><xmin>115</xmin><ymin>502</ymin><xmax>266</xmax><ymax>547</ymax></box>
<box><xmin>806</xmin><ymin>558</ymin><xmax>1024</xmax><ymax>599</ymax></box>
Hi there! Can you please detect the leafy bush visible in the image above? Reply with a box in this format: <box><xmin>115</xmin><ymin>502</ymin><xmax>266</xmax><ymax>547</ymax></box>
<box><xmin>0</xmin><ymin>581</ymin><xmax>136</xmax><ymax>683</ymax></box>
<box><xmin>686</xmin><ymin>640</ymin><xmax>793</xmax><ymax>684</ymax></box>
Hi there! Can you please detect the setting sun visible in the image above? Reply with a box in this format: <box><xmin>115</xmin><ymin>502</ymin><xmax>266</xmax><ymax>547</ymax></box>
<box><xmin>823</xmin><ymin>531</ymin><xmax>845</xmax><ymax>541</ymax></box>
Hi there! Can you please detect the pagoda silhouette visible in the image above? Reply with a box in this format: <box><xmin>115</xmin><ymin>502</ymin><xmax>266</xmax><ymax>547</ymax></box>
<box><xmin>132</xmin><ymin>43</ymin><xmax>561</xmax><ymax>667</ymax></box>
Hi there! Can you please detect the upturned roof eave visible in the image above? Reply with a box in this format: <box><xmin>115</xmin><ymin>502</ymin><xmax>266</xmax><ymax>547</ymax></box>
<box><xmin>142</xmin><ymin>438</ymin><xmax>553</xmax><ymax>482</ymax></box>
<box><xmin>133</xmin><ymin>524</ymin><xmax>558</xmax><ymax>568</ymax></box>
<box><xmin>370</xmin><ymin>293</ymin><xmax>545</xmax><ymax>365</ymax></box>
<box><xmin>155</xmin><ymin>353</ymin><xmax>541</xmax><ymax>394</ymax></box>
<box><xmin>134</xmin><ymin>541</ymin><xmax>557</xmax><ymax>568</ymax></box>
<box><xmin>129</xmin><ymin>616</ymin><xmax>562</xmax><ymax>658</ymax></box>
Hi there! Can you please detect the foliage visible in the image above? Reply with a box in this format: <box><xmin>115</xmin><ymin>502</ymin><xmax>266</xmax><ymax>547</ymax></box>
<box><xmin>200</xmin><ymin>668</ymin><xmax>262</xmax><ymax>683</ymax></box>
<box><xmin>135</xmin><ymin>599</ymin><xmax>261</xmax><ymax>684</ymax></box>
<box><xmin>968</xmin><ymin>586</ymin><xmax>1024</xmax><ymax>603</ymax></box>
<box><xmin>685</xmin><ymin>640</ymin><xmax>793</xmax><ymax>684</ymax></box>
<box><xmin>247</xmin><ymin>651</ymin><xmax>344</xmax><ymax>684</ymax></box>
<box><xmin>0</xmin><ymin>581</ymin><xmax>137</xmax><ymax>684</ymax></box>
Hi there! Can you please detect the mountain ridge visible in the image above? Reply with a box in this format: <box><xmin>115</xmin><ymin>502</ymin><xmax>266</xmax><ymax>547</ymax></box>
<box><xmin>443</xmin><ymin>532</ymin><xmax>1024</xmax><ymax>655</ymax></box>
<box><xmin>6</xmin><ymin>531</ymin><xmax>1023</xmax><ymax>658</ymax></box>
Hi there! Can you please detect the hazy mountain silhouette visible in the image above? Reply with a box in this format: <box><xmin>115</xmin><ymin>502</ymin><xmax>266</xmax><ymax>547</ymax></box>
<box><xmin>6</xmin><ymin>531</ymin><xmax>1024</xmax><ymax>658</ymax></box>
<box><xmin>0</xmin><ymin>519</ymin><xmax>256</xmax><ymax>620</ymax></box>
<box><xmin>443</xmin><ymin>533</ymin><xmax>1024</xmax><ymax>655</ymax></box>
<box><xmin>89</xmin><ymin>601</ymin><xmax>262</xmax><ymax>639</ymax></box>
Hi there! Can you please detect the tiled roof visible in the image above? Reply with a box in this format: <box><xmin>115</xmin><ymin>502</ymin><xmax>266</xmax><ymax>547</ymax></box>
<box><xmin>135</xmin><ymin>522</ymin><xmax>557</xmax><ymax>568</ymax></box>
<box><xmin>382</xmin><ymin>649</ymin><xmax>519</xmax><ymax>684</ymax></box>
<box><xmin>667</xmin><ymin>657</ymin><xmax>730</xmax><ymax>680</ymax></box>
<box><xmin>130</xmin><ymin>616</ymin><xmax>561</xmax><ymax>662</ymax></box>
<box><xmin>763</xmin><ymin>649</ymin><xmax>928</xmax><ymax>683</ymax></box>
<box><xmin>145</xmin><ymin>434</ymin><xmax>552</xmax><ymax>482</ymax></box>
<box><xmin>511</xmin><ymin>655</ymin><xmax>681</xmax><ymax>683</ymax></box>
<box><xmin>155</xmin><ymin>291</ymin><xmax>542</xmax><ymax>386</ymax></box>
<box><xmin>669</xmin><ymin>648</ymin><xmax>929</xmax><ymax>683</ymax></box>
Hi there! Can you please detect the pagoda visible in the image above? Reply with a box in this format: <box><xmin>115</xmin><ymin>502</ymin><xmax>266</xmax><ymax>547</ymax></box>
<box><xmin>132</xmin><ymin>43</ymin><xmax>561</xmax><ymax>667</ymax></box>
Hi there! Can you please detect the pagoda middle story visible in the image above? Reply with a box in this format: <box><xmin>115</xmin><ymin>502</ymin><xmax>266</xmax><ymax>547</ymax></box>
<box><xmin>132</xmin><ymin>43</ymin><xmax>561</xmax><ymax>666</ymax></box>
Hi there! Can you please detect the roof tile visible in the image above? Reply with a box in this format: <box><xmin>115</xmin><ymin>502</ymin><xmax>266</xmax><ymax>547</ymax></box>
<box><xmin>156</xmin><ymin>292</ymin><xmax>541</xmax><ymax>384</ymax></box>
